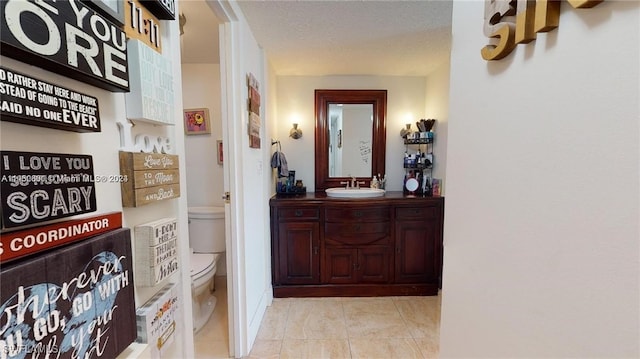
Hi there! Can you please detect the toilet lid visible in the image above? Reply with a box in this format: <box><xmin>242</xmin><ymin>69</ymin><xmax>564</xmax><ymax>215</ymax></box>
<box><xmin>191</xmin><ymin>253</ymin><xmax>219</xmax><ymax>280</ymax></box>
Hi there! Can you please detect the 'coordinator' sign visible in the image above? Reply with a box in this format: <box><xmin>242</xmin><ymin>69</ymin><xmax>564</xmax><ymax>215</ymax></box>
<box><xmin>0</xmin><ymin>66</ymin><xmax>101</xmax><ymax>132</ymax></box>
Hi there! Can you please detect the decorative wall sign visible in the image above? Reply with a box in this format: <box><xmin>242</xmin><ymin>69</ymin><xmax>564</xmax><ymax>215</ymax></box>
<box><xmin>247</xmin><ymin>73</ymin><xmax>261</xmax><ymax>148</ymax></box>
<box><xmin>1</xmin><ymin>151</ymin><xmax>96</xmax><ymax>229</ymax></box>
<box><xmin>116</xmin><ymin>118</ymin><xmax>173</xmax><ymax>153</ymax></box>
<box><xmin>217</xmin><ymin>140</ymin><xmax>224</xmax><ymax>165</ymax></box>
<box><xmin>83</xmin><ymin>0</ymin><xmax>126</xmax><ymax>26</ymax></box>
<box><xmin>125</xmin><ymin>39</ymin><xmax>174</xmax><ymax>125</ymax></box>
<box><xmin>0</xmin><ymin>212</ymin><xmax>122</xmax><ymax>264</ymax></box>
<box><xmin>119</xmin><ymin>152</ymin><xmax>180</xmax><ymax>207</ymax></box>
<box><xmin>0</xmin><ymin>227</ymin><xmax>137</xmax><ymax>359</ymax></box>
<box><xmin>136</xmin><ymin>283</ymin><xmax>179</xmax><ymax>359</ymax></box>
<box><xmin>184</xmin><ymin>108</ymin><xmax>211</xmax><ymax>135</ymax></box>
<box><xmin>140</xmin><ymin>0</ymin><xmax>176</xmax><ymax>20</ymax></box>
<box><xmin>134</xmin><ymin>218</ymin><xmax>178</xmax><ymax>286</ymax></box>
<box><xmin>125</xmin><ymin>0</ymin><xmax>162</xmax><ymax>52</ymax></box>
<box><xmin>0</xmin><ymin>0</ymin><xmax>129</xmax><ymax>92</ymax></box>
<box><xmin>0</xmin><ymin>67</ymin><xmax>101</xmax><ymax>133</ymax></box>
<box><xmin>482</xmin><ymin>0</ymin><xmax>604</xmax><ymax>61</ymax></box>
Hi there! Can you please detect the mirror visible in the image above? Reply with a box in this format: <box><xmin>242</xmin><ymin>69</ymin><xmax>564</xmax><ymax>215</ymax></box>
<box><xmin>328</xmin><ymin>103</ymin><xmax>373</xmax><ymax>177</ymax></box>
<box><xmin>315</xmin><ymin>90</ymin><xmax>386</xmax><ymax>191</ymax></box>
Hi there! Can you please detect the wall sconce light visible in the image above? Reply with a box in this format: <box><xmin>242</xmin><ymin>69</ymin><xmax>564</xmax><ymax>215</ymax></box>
<box><xmin>289</xmin><ymin>123</ymin><xmax>302</xmax><ymax>139</ymax></box>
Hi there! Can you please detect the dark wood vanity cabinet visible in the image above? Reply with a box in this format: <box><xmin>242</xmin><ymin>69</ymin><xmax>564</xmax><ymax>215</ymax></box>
<box><xmin>272</xmin><ymin>206</ymin><xmax>321</xmax><ymax>285</ymax></box>
<box><xmin>270</xmin><ymin>193</ymin><xmax>444</xmax><ymax>297</ymax></box>
<box><xmin>323</xmin><ymin>206</ymin><xmax>392</xmax><ymax>284</ymax></box>
<box><xmin>395</xmin><ymin>206</ymin><xmax>441</xmax><ymax>284</ymax></box>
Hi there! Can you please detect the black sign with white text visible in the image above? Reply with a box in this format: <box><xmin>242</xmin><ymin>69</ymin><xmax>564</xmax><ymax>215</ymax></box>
<box><xmin>0</xmin><ymin>228</ymin><xmax>137</xmax><ymax>358</ymax></box>
<box><xmin>140</xmin><ymin>0</ymin><xmax>176</xmax><ymax>20</ymax></box>
<box><xmin>0</xmin><ymin>67</ymin><xmax>101</xmax><ymax>132</ymax></box>
<box><xmin>1</xmin><ymin>151</ymin><xmax>97</xmax><ymax>229</ymax></box>
<box><xmin>0</xmin><ymin>0</ymin><xmax>129</xmax><ymax>92</ymax></box>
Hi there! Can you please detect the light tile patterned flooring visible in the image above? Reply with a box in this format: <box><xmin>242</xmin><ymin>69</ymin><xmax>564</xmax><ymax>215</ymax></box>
<box><xmin>195</xmin><ymin>279</ymin><xmax>441</xmax><ymax>359</ymax></box>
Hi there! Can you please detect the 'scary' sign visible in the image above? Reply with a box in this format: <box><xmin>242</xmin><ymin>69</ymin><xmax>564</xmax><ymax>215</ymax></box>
<box><xmin>1</xmin><ymin>151</ymin><xmax>97</xmax><ymax>229</ymax></box>
<box><xmin>0</xmin><ymin>0</ymin><xmax>129</xmax><ymax>92</ymax></box>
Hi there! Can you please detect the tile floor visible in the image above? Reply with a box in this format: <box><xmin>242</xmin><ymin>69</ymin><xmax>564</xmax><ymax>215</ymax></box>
<box><xmin>195</xmin><ymin>279</ymin><xmax>441</xmax><ymax>359</ymax></box>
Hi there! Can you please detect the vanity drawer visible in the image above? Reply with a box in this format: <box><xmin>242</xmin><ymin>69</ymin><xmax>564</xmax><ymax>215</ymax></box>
<box><xmin>278</xmin><ymin>207</ymin><xmax>320</xmax><ymax>221</ymax></box>
<box><xmin>395</xmin><ymin>206</ymin><xmax>437</xmax><ymax>220</ymax></box>
<box><xmin>325</xmin><ymin>207</ymin><xmax>389</xmax><ymax>222</ymax></box>
<box><xmin>324</xmin><ymin>222</ymin><xmax>390</xmax><ymax>245</ymax></box>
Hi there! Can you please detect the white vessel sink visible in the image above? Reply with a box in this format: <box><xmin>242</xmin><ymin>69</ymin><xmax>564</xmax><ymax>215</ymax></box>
<box><xmin>325</xmin><ymin>188</ymin><xmax>386</xmax><ymax>198</ymax></box>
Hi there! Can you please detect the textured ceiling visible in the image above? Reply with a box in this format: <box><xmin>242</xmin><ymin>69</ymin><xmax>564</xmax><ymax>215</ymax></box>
<box><xmin>179</xmin><ymin>0</ymin><xmax>453</xmax><ymax>76</ymax></box>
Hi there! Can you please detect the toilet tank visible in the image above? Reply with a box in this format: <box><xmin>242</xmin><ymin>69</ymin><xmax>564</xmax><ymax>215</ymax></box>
<box><xmin>188</xmin><ymin>206</ymin><xmax>225</xmax><ymax>253</ymax></box>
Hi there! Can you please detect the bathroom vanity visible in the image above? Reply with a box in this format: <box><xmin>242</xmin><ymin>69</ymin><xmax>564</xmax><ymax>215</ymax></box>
<box><xmin>269</xmin><ymin>192</ymin><xmax>444</xmax><ymax>297</ymax></box>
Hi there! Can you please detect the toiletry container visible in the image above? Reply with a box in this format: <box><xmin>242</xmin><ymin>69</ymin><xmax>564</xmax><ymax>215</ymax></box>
<box><xmin>188</xmin><ymin>206</ymin><xmax>225</xmax><ymax>333</ymax></box>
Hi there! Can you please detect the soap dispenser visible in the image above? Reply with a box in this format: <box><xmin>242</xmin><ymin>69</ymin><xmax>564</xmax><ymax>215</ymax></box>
<box><xmin>371</xmin><ymin>175</ymin><xmax>379</xmax><ymax>189</ymax></box>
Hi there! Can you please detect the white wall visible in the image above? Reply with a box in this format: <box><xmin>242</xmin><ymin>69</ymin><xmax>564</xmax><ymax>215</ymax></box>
<box><xmin>276</xmin><ymin>76</ymin><xmax>429</xmax><ymax>191</ymax></box>
<box><xmin>181</xmin><ymin>63</ymin><xmax>226</xmax><ymax>275</ymax></box>
<box><xmin>0</xmin><ymin>6</ymin><xmax>195</xmax><ymax>354</ymax></box>
<box><xmin>440</xmin><ymin>1</ymin><xmax>639</xmax><ymax>357</ymax></box>
<box><xmin>0</xmin><ymin>18</ymin><xmax>194</xmax><ymax>356</ymax></box>
<box><xmin>182</xmin><ymin>64</ymin><xmax>224</xmax><ymax>208</ymax></box>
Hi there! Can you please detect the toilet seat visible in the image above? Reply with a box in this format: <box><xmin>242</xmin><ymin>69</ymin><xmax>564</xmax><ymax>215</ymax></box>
<box><xmin>190</xmin><ymin>252</ymin><xmax>220</xmax><ymax>281</ymax></box>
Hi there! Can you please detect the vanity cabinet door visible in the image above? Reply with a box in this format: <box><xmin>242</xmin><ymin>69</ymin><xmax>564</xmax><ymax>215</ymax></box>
<box><xmin>323</xmin><ymin>247</ymin><xmax>357</xmax><ymax>284</ymax></box>
<box><xmin>358</xmin><ymin>246</ymin><xmax>391</xmax><ymax>283</ymax></box>
<box><xmin>394</xmin><ymin>218</ymin><xmax>439</xmax><ymax>284</ymax></box>
<box><xmin>323</xmin><ymin>246</ymin><xmax>390</xmax><ymax>284</ymax></box>
<box><xmin>277</xmin><ymin>221</ymin><xmax>320</xmax><ymax>284</ymax></box>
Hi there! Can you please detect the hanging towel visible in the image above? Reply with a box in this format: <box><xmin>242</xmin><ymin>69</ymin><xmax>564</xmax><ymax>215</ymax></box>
<box><xmin>270</xmin><ymin>151</ymin><xmax>289</xmax><ymax>178</ymax></box>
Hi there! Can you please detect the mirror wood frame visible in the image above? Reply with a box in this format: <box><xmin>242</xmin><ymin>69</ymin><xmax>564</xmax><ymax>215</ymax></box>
<box><xmin>314</xmin><ymin>89</ymin><xmax>387</xmax><ymax>191</ymax></box>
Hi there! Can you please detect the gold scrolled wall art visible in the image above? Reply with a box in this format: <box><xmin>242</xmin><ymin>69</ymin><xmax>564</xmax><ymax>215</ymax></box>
<box><xmin>482</xmin><ymin>0</ymin><xmax>604</xmax><ymax>61</ymax></box>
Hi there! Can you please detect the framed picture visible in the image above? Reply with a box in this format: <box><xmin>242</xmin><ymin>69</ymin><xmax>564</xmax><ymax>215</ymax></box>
<box><xmin>217</xmin><ymin>140</ymin><xmax>223</xmax><ymax>165</ymax></box>
<box><xmin>184</xmin><ymin>108</ymin><xmax>211</xmax><ymax>135</ymax></box>
<box><xmin>82</xmin><ymin>0</ymin><xmax>125</xmax><ymax>26</ymax></box>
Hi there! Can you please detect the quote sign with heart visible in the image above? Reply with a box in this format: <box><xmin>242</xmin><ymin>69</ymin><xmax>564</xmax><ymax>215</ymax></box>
<box><xmin>0</xmin><ymin>228</ymin><xmax>136</xmax><ymax>358</ymax></box>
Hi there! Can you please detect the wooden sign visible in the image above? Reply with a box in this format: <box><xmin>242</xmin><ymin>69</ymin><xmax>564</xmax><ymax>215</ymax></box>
<box><xmin>125</xmin><ymin>39</ymin><xmax>175</xmax><ymax>125</ymax></box>
<box><xmin>134</xmin><ymin>217</ymin><xmax>178</xmax><ymax>246</ymax></box>
<box><xmin>136</xmin><ymin>283</ymin><xmax>179</xmax><ymax>358</ymax></box>
<box><xmin>0</xmin><ymin>66</ymin><xmax>101</xmax><ymax>132</ymax></box>
<box><xmin>0</xmin><ymin>227</ymin><xmax>137</xmax><ymax>358</ymax></box>
<box><xmin>0</xmin><ymin>212</ymin><xmax>122</xmax><ymax>264</ymax></box>
<box><xmin>119</xmin><ymin>152</ymin><xmax>180</xmax><ymax>207</ymax></box>
<box><xmin>0</xmin><ymin>0</ymin><xmax>129</xmax><ymax>92</ymax></box>
<box><xmin>1</xmin><ymin>151</ymin><xmax>96</xmax><ymax>229</ymax></box>
<box><xmin>125</xmin><ymin>0</ymin><xmax>162</xmax><ymax>52</ymax></box>
<box><xmin>134</xmin><ymin>218</ymin><xmax>178</xmax><ymax>286</ymax></box>
<box><xmin>140</xmin><ymin>0</ymin><xmax>176</xmax><ymax>20</ymax></box>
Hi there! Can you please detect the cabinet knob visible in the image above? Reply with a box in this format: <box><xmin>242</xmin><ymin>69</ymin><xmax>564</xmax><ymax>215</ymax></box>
<box><xmin>353</xmin><ymin>211</ymin><xmax>363</xmax><ymax>217</ymax></box>
<box><xmin>294</xmin><ymin>210</ymin><xmax>303</xmax><ymax>217</ymax></box>
<box><xmin>354</xmin><ymin>224</ymin><xmax>361</xmax><ymax>232</ymax></box>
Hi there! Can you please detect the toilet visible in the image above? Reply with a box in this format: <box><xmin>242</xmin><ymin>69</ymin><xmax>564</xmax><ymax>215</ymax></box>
<box><xmin>188</xmin><ymin>206</ymin><xmax>225</xmax><ymax>333</ymax></box>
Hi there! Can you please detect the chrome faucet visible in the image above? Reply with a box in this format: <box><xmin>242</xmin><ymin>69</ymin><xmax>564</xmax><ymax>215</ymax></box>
<box><xmin>350</xmin><ymin>175</ymin><xmax>357</xmax><ymax>189</ymax></box>
<box><xmin>340</xmin><ymin>180</ymin><xmax>350</xmax><ymax>189</ymax></box>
